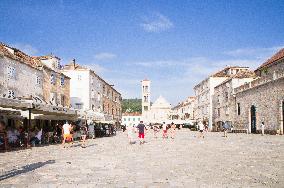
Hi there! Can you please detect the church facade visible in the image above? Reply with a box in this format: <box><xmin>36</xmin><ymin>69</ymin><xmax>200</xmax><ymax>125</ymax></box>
<box><xmin>141</xmin><ymin>79</ymin><xmax>172</xmax><ymax>124</ymax></box>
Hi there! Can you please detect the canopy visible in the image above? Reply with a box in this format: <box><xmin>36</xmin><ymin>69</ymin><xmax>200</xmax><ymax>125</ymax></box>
<box><xmin>0</xmin><ymin>97</ymin><xmax>33</xmax><ymax>110</ymax></box>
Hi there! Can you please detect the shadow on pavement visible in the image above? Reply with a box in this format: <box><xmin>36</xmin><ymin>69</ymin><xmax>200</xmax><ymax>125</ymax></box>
<box><xmin>0</xmin><ymin>160</ymin><xmax>55</xmax><ymax>181</ymax></box>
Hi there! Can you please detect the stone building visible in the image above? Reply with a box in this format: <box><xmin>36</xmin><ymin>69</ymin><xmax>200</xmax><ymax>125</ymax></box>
<box><xmin>0</xmin><ymin>43</ymin><xmax>43</xmax><ymax>99</ymax></box>
<box><xmin>194</xmin><ymin>66</ymin><xmax>249</xmax><ymax>129</ymax></box>
<box><xmin>62</xmin><ymin>61</ymin><xmax>122</xmax><ymax>123</ymax></box>
<box><xmin>0</xmin><ymin>43</ymin><xmax>76</xmax><ymax>140</ymax></box>
<box><xmin>212</xmin><ymin>70</ymin><xmax>256</xmax><ymax>131</ymax></box>
<box><xmin>233</xmin><ymin>48</ymin><xmax>284</xmax><ymax>134</ymax></box>
<box><xmin>172</xmin><ymin>96</ymin><xmax>195</xmax><ymax>121</ymax></box>
<box><xmin>102</xmin><ymin>81</ymin><xmax>122</xmax><ymax>123</ymax></box>
<box><xmin>144</xmin><ymin>95</ymin><xmax>172</xmax><ymax>124</ymax></box>
<box><xmin>35</xmin><ymin>55</ymin><xmax>71</xmax><ymax>107</ymax></box>
<box><xmin>141</xmin><ymin>80</ymin><xmax>172</xmax><ymax>124</ymax></box>
<box><xmin>141</xmin><ymin>79</ymin><xmax>151</xmax><ymax>114</ymax></box>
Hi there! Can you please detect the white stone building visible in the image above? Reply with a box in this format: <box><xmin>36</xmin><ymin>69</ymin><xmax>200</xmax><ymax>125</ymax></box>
<box><xmin>194</xmin><ymin>66</ymin><xmax>250</xmax><ymax>130</ymax></box>
<box><xmin>141</xmin><ymin>79</ymin><xmax>151</xmax><ymax>114</ymax></box>
<box><xmin>141</xmin><ymin>80</ymin><xmax>172</xmax><ymax>124</ymax></box>
<box><xmin>212</xmin><ymin>70</ymin><xmax>256</xmax><ymax>131</ymax></box>
<box><xmin>62</xmin><ymin>60</ymin><xmax>104</xmax><ymax>121</ymax></box>
<box><xmin>122</xmin><ymin>112</ymin><xmax>142</xmax><ymax>127</ymax></box>
<box><xmin>172</xmin><ymin>96</ymin><xmax>195</xmax><ymax>121</ymax></box>
<box><xmin>0</xmin><ymin>43</ymin><xmax>43</xmax><ymax>99</ymax></box>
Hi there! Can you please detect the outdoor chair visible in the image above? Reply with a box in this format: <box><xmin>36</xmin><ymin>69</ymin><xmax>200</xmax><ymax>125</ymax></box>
<box><xmin>0</xmin><ymin>132</ymin><xmax>8</xmax><ymax>151</ymax></box>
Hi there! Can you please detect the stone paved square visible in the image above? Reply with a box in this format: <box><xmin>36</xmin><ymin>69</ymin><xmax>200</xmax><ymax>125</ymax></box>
<box><xmin>0</xmin><ymin>129</ymin><xmax>283</xmax><ymax>187</ymax></box>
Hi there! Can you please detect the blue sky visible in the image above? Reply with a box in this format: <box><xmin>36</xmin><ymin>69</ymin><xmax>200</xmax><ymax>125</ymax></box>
<box><xmin>1</xmin><ymin>0</ymin><xmax>284</xmax><ymax>105</ymax></box>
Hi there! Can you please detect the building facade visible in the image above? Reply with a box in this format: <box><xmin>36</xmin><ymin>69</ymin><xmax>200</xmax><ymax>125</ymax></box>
<box><xmin>0</xmin><ymin>43</ymin><xmax>77</xmax><ymax>142</ymax></box>
<box><xmin>142</xmin><ymin>95</ymin><xmax>172</xmax><ymax>124</ymax></box>
<box><xmin>122</xmin><ymin>112</ymin><xmax>142</xmax><ymax>127</ymax></box>
<box><xmin>141</xmin><ymin>79</ymin><xmax>151</xmax><ymax>114</ymax></box>
<box><xmin>194</xmin><ymin>66</ymin><xmax>250</xmax><ymax>129</ymax></box>
<box><xmin>212</xmin><ymin>70</ymin><xmax>256</xmax><ymax>131</ymax></box>
<box><xmin>101</xmin><ymin>80</ymin><xmax>122</xmax><ymax>122</ymax></box>
<box><xmin>233</xmin><ymin>49</ymin><xmax>284</xmax><ymax>134</ymax></box>
<box><xmin>36</xmin><ymin>55</ymin><xmax>71</xmax><ymax>107</ymax></box>
<box><xmin>62</xmin><ymin>60</ymin><xmax>122</xmax><ymax>123</ymax></box>
<box><xmin>141</xmin><ymin>80</ymin><xmax>172</xmax><ymax>124</ymax></box>
<box><xmin>0</xmin><ymin>43</ymin><xmax>43</xmax><ymax>99</ymax></box>
<box><xmin>172</xmin><ymin>96</ymin><xmax>195</xmax><ymax>121</ymax></box>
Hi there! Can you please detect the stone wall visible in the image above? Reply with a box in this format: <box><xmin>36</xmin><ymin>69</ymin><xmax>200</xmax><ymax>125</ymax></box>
<box><xmin>234</xmin><ymin>77</ymin><xmax>284</xmax><ymax>134</ymax></box>
<box><xmin>213</xmin><ymin>77</ymin><xmax>255</xmax><ymax>131</ymax></box>
<box><xmin>0</xmin><ymin>56</ymin><xmax>43</xmax><ymax>98</ymax></box>
<box><xmin>42</xmin><ymin>67</ymin><xmax>70</xmax><ymax>107</ymax></box>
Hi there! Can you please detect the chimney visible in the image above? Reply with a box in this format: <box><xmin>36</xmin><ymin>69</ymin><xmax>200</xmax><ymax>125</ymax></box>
<box><xmin>72</xmin><ymin>59</ymin><xmax>76</xmax><ymax>69</ymax></box>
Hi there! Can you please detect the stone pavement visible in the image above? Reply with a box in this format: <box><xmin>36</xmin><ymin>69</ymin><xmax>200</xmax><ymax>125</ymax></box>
<box><xmin>0</xmin><ymin>129</ymin><xmax>283</xmax><ymax>187</ymax></box>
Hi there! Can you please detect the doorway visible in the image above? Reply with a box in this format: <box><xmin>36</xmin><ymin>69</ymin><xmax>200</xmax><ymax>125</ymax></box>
<box><xmin>251</xmin><ymin>105</ymin><xmax>256</xmax><ymax>133</ymax></box>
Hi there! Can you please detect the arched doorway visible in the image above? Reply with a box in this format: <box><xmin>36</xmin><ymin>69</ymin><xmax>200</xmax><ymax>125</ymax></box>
<box><xmin>251</xmin><ymin>105</ymin><xmax>256</xmax><ymax>133</ymax></box>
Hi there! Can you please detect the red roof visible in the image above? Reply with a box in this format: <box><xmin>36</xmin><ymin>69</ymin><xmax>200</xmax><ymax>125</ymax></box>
<box><xmin>257</xmin><ymin>48</ymin><xmax>284</xmax><ymax>70</ymax></box>
<box><xmin>0</xmin><ymin>42</ymin><xmax>41</xmax><ymax>69</ymax></box>
<box><xmin>122</xmin><ymin>112</ymin><xmax>142</xmax><ymax>116</ymax></box>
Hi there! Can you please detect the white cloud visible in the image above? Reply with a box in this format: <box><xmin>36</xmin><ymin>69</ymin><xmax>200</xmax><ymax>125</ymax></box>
<box><xmin>224</xmin><ymin>46</ymin><xmax>284</xmax><ymax>60</ymax></box>
<box><xmin>12</xmin><ymin>43</ymin><xmax>38</xmax><ymax>55</ymax></box>
<box><xmin>94</xmin><ymin>52</ymin><xmax>116</xmax><ymax>60</ymax></box>
<box><xmin>103</xmin><ymin>45</ymin><xmax>283</xmax><ymax>105</ymax></box>
<box><xmin>141</xmin><ymin>13</ymin><xmax>173</xmax><ymax>33</ymax></box>
<box><xmin>126</xmin><ymin>56</ymin><xmax>262</xmax><ymax>104</ymax></box>
<box><xmin>83</xmin><ymin>63</ymin><xmax>107</xmax><ymax>74</ymax></box>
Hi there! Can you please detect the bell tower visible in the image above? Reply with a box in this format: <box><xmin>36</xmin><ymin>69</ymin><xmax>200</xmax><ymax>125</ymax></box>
<box><xmin>141</xmin><ymin>79</ymin><xmax>151</xmax><ymax>115</ymax></box>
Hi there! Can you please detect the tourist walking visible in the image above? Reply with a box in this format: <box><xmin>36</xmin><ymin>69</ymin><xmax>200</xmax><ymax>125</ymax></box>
<box><xmin>170</xmin><ymin>122</ymin><xmax>176</xmax><ymax>139</ymax></box>
<box><xmin>136</xmin><ymin>121</ymin><xmax>146</xmax><ymax>145</ymax></box>
<box><xmin>127</xmin><ymin>124</ymin><xmax>136</xmax><ymax>144</ymax></box>
<box><xmin>153</xmin><ymin>123</ymin><xmax>160</xmax><ymax>138</ymax></box>
<box><xmin>62</xmin><ymin>121</ymin><xmax>72</xmax><ymax>148</ymax></box>
<box><xmin>261</xmin><ymin>122</ymin><xmax>265</xmax><ymax>136</ymax></box>
<box><xmin>223</xmin><ymin>121</ymin><xmax>229</xmax><ymax>137</ymax></box>
<box><xmin>80</xmin><ymin>124</ymin><xmax>88</xmax><ymax>148</ymax></box>
<box><xmin>198</xmin><ymin>121</ymin><xmax>205</xmax><ymax>138</ymax></box>
<box><xmin>162</xmin><ymin>122</ymin><xmax>168</xmax><ymax>139</ymax></box>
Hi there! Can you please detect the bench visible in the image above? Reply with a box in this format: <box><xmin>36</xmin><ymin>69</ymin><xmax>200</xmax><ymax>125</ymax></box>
<box><xmin>231</xmin><ymin>129</ymin><xmax>248</xmax><ymax>134</ymax></box>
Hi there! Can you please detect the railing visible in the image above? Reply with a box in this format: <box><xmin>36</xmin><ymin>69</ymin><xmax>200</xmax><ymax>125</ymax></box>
<box><xmin>234</xmin><ymin>71</ymin><xmax>284</xmax><ymax>93</ymax></box>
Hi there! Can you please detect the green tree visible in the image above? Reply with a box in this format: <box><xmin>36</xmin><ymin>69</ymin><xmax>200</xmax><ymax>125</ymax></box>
<box><xmin>122</xmin><ymin>98</ymin><xmax>142</xmax><ymax>113</ymax></box>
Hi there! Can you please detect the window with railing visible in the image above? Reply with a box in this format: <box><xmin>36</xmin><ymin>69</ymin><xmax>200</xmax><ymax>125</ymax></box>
<box><xmin>50</xmin><ymin>73</ymin><xmax>56</xmax><ymax>85</ymax></box>
<box><xmin>7</xmin><ymin>66</ymin><xmax>16</xmax><ymax>79</ymax></box>
<box><xmin>8</xmin><ymin>90</ymin><xmax>15</xmax><ymax>98</ymax></box>
<box><xmin>60</xmin><ymin>75</ymin><xmax>65</xmax><ymax>86</ymax></box>
<box><xmin>36</xmin><ymin>76</ymin><xmax>42</xmax><ymax>86</ymax></box>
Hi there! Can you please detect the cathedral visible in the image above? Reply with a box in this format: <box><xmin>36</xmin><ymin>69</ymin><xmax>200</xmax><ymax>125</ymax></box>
<box><xmin>141</xmin><ymin>79</ymin><xmax>172</xmax><ymax>124</ymax></box>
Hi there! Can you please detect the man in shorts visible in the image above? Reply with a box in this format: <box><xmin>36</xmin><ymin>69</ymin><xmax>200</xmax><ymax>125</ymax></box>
<box><xmin>136</xmin><ymin>121</ymin><xmax>146</xmax><ymax>145</ymax></box>
<box><xmin>62</xmin><ymin>121</ymin><xmax>72</xmax><ymax>148</ymax></box>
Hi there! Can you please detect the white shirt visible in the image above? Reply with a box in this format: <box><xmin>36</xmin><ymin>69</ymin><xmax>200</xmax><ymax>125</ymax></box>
<box><xmin>63</xmin><ymin>123</ymin><xmax>71</xmax><ymax>134</ymax></box>
<box><xmin>35</xmin><ymin>129</ymin><xmax>42</xmax><ymax>140</ymax></box>
<box><xmin>163</xmin><ymin>124</ymin><xmax>167</xmax><ymax>131</ymax></box>
<box><xmin>198</xmin><ymin>122</ymin><xmax>204</xmax><ymax>131</ymax></box>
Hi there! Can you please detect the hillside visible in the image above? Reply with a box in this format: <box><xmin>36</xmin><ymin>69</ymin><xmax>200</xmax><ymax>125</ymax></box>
<box><xmin>122</xmin><ymin>98</ymin><xmax>142</xmax><ymax>113</ymax></box>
